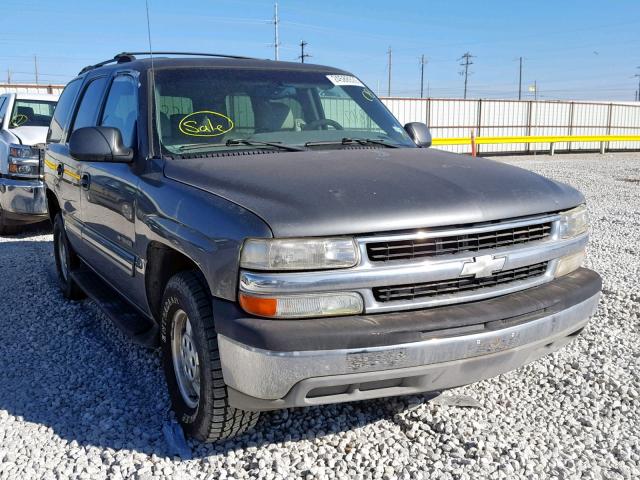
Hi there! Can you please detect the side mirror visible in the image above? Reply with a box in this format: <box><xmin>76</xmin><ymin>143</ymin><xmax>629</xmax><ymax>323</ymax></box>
<box><xmin>69</xmin><ymin>126</ymin><xmax>134</xmax><ymax>162</ymax></box>
<box><xmin>404</xmin><ymin>122</ymin><xmax>432</xmax><ymax>148</ymax></box>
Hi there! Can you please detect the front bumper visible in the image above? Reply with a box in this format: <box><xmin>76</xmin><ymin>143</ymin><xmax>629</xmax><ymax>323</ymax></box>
<box><xmin>218</xmin><ymin>268</ymin><xmax>601</xmax><ymax>411</ymax></box>
<box><xmin>0</xmin><ymin>177</ymin><xmax>48</xmax><ymax>223</ymax></box>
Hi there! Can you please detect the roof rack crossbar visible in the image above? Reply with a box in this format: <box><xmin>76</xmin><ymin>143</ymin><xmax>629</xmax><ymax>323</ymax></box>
<box><xmin>78</xmin><ymin>51</ymin><xmax>257</xmax><ymax>75</ymax></box>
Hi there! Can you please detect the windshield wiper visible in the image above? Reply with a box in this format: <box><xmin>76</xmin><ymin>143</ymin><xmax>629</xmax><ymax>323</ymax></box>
<box><xmin>225</xmin><ymin>138</ymin><xmax>305</xmax><ymax>152</ymax></box>
<box><xmin>178</xmin><ymin>139</ymin><xmax>304</xmax><ymax>153</ymax></box>
<box><xmin>305</xmin><ymin>137</ymin><xmax>399</xmax><ymax>148</ymax></box>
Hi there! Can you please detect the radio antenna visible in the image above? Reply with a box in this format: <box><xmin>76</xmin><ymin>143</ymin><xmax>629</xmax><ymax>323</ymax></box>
<box><xmin>145</xmin><ymin>0</ymin><xmax>155</xmax><ymax>72</ymax></box>
<box><xmin>145</xmin><ymin>0</ymin><xmax>157</xmax><ymax>154</ymax></box>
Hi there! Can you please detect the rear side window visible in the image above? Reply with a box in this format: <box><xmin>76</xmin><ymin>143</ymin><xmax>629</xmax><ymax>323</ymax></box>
<box><xmin>100</xmin><ymin>75</ymin><xmax>138</xmax><ymax>149</ymax></box>
<box><xmin>48</xmin><ymin>79</ymin><xmax>82</xmax><ymax>143</ymax></box>
<box><xmin>71</xmin><ymin>77</ymin><xmax>108</xmax><ymax>133</ymax></box>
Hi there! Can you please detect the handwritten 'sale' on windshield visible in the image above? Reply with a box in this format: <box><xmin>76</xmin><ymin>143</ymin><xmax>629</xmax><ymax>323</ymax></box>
<box><xmin>178</xmin><ymin>111</ymin><xmax>235</xmax><ymax>137</ymax></box>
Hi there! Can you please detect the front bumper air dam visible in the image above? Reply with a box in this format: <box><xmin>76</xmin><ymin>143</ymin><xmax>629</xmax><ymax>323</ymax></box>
<box><xmin>218</xmin><ymin>270</ymin><xmax>601</xmax><ymax>411</ymax></box>
<box><xmin>0</xmin><ymin>178</ymin><xmax>48</xmax><ymax>223</ymax></box>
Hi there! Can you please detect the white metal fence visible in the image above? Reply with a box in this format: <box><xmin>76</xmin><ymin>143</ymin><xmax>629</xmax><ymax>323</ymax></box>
<box><xmin>0</xmin><ymin>83</ymin><xmax>65</xmax><ymax>95</ymax></box>
<box><xmin>381</xmin><ymin>97</ymin><xmax>640</xmax><ymax>154</ymax></box>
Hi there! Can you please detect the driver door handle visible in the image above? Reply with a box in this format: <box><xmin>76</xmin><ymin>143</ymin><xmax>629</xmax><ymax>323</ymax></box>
<box><xmin>80</xmin><ymin>173</ymin><xmax>91</xmax><ymax>190</ymax></box>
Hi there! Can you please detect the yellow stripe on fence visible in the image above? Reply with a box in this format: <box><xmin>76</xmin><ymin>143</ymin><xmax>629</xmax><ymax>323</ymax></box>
<box><xmin>431</xmin><ymin>135</ymin><xmax>640</xmax><ymax>146</ymax></box>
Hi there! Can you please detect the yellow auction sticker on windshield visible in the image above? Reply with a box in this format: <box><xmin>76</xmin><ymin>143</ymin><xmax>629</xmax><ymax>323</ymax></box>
<box><xmin>179</xmin><ymin>111</ymin><xmax>234</xmax><ymax>137</ymax></box>
<box><xmin>362</xmin><ymin>89</ymin><xmax>375</xmax><ymax>101</ymax></box>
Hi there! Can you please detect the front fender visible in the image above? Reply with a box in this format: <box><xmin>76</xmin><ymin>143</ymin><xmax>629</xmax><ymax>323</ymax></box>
<box><xmin>136</xmin><ymin>169</ymin><xmax>272</xmax><ymax>302</ymax></box>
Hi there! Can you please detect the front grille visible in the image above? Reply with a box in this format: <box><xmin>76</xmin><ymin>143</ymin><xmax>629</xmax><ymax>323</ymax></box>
<box><xmin>373</xmin><ymin>262</ymin><xmax>548</xmax><ymax>303</ymax></box>
<box><xmin>367</xmin><ymin>222</ymin><xmax>552</xmax><ymax>262</ymax></box>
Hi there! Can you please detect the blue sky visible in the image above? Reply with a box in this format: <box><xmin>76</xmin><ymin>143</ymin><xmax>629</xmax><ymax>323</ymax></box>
<box><xmin>1</xmin><ymin>0</ymin><xmax>639</xmax><ymax>101</ymax></box>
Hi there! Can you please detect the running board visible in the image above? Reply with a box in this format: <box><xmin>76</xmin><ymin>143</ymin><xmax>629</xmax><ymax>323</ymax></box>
<box><xmin>71</xmin><ymin>268</ymin><xmax>159</xmax><ymax>348</ymax></box>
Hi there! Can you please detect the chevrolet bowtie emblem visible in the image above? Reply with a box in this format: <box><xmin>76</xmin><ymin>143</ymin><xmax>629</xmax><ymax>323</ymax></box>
<box><xmin>460</xmin><ymin>254</ymin><xmax>506</xmax><ymax>278</ymax></box>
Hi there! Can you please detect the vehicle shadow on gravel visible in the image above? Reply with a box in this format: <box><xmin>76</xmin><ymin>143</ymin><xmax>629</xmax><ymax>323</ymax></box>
<box><xmin>0</xmin><ymin>239</ymin><xmax>437</xmax><ymax>459</ymax></box>
<box><xmin>192</xmin><ymin>392</ymin><xmax>441</xmax><ymax>458</ymax></box>
<box><xmin>1</xmin><ymin>220</ymin><xmax>51</xmax><ymax>237</ymax></box>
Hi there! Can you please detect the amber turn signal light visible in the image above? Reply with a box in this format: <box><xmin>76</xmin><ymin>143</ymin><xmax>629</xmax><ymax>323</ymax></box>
<box><xmin>239</xmin><ymin>293</ymin><xmax>278</xmax><ymax>317</ymax></box>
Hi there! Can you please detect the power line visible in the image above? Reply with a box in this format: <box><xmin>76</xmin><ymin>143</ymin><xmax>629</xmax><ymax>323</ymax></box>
<box><xmin>298</xmin><ymin>40</ymin><xmax>311</xmax><ymax>63</ymax></box>
<box><xmin>458</xmin><ymin>52</ymin><xmax>474</xmax><ymax>99</ymax></box>
<box><xmin>420</xmin><ymin>54</ymin><xmax>427</xmax><ymax>98</ymax></box>
<box><xmin>529</xmin><ymin>80</ymin><xmax>538</xmax><ymax>100</ymax></box>
<box><xmin>33</xmin><ymin>55</ymin><xmax>39</xmax><ymax>85</ymax></box>
<box><xmin>387</xmin><ymin>47</ymin><xmax>392</xmax><ymax>96</ymax></box>
<box><xmin>272</xmin><ymin>1</ymin><xmax>280</xmax><ymax>60</ymax></box>
<box><xmin>518</xmin><ymin>57</ymin><xmax>523</xmax><ymax>101</ymax></box>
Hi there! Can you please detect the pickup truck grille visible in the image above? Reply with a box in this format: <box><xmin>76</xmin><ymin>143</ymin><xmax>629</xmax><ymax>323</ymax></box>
<box><xmin>373</xmin><ymin>262</ymin><xmax>549</xmax><ymax>303</ymax></box>
<box><xmin>366</xmin><ymin>222</ymin><xmax>552</xmax><ymax>262</ymax></box>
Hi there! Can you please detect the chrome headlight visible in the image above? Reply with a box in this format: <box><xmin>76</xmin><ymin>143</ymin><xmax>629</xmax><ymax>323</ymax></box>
<box><xmin>8</xmin><ymin>144</ymin><xmax>40</xmax><ymax>178</ymax></box>
<box><xmin>558</xmin><ymin>204</ymin><xmax>589</xmax><ymax>239</ymax></box>
<box><xmin>241</xmin><ymin>237</ymin><xmax>359</xmax><ymax>271</ymax></box>
<box><xmin>555</xmin><ymin>204</ymin><xmax>589</xmax><ymax>277</ymax></box>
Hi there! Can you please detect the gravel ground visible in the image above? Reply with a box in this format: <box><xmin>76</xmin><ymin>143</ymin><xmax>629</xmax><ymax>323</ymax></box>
<box><xmin>0</xmin><ymin>152</ymin><xmax>638</xmax><ymax>480</ymax></box>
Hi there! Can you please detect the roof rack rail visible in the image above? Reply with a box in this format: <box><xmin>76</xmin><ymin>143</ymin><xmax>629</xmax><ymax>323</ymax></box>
<box><xmin>78</xmin><ymin>51</ymin><xmax>257</xmax><ymax>75</ymax></box>
<box><xmin>78</xmin><ymin>53</ymin><xmax>136</xmax><ymax>75</ymax></box>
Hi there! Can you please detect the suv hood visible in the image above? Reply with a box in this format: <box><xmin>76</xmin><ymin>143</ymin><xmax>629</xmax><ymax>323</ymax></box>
<box><xmin>7</xmin><ymin>126</ymin><xmax>48</xmax><ymax>146</ymax></box>
<box><xmin>164</xmin><ymin>148</ymin><xmax>584</xmax><ymax>237</ymax></box>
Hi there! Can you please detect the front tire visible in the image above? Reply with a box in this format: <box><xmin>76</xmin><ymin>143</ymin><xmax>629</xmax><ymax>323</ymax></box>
<box><xmin>160</xmin><ymin>271</ymin><xmax>259</xmax><ymax>442</ymax></box>
<box><xmin>53</xmin><ymin>213</ymin><xmax>85</xmax><ymax>300</ymax></box>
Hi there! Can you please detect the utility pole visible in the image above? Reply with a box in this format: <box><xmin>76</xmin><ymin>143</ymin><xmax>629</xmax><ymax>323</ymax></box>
<box><xmin>298</xmin><ymin>40</ymin><xmax>310</xmax><ymax>63</ymax></box>
<box><xmin>34</xmin><ymin>55</ymin><xmax>39</xmax><ymax>84</ymax></box>
<box><xmin>272</xmin><ymin>2</ymin><xmax>280</xmax><ymax>61</ymax></box>
<box><xmin>387</xmin><ymin>47</ymin><xmax>392</xmax><ymax>97</ymax></box>
<box><xmin>534</xmin><ymin>80</ymin><xmax>538</xmax><ymax>101</ymax></box>
<box><xmin>634</xmin><ymin>69</ymin><xmax>640</xmax><ymax>101</ymax></box>
<box><xmin>518</xmin><ymin>57</ymin><xmax>523</xmax><ymax>101</ymax></box>
<box><xmin>6</xmin><ymin>69</ymin><xmax>11</xmax><ymax>84</ymax></box>
<box><xmin>459</xmin><ymin>52</ymin><xmax>474</xmax><ymax>99</ymax></box>
<box><xmin>420</xmin><ymin>54</ymin><xmax>427</xmax><ymax>98</ymax></box>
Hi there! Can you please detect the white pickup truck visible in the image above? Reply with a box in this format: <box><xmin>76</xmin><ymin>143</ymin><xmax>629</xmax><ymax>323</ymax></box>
<box><xmin>0</xmin><ymin>92</ymin><xmax>58</xmax><ymax>233</ymax></box>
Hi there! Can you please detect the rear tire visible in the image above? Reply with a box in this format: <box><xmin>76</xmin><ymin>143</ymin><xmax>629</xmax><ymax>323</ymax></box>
<box><xmin>160</xmin><ymin>271</ymin><xmax>260</xmax><ymax>442</ymax></box>
<box><xmin>53</xmin><ymin>213</ymin><xmax>85</xmax><ymax>300</ymax></box>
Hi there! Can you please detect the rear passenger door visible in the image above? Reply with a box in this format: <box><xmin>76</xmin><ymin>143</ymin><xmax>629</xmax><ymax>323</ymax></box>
<box><xmin>79</xmin><ymin>73</ymin><xmax>139</xmax><ymax>292</ymax></box>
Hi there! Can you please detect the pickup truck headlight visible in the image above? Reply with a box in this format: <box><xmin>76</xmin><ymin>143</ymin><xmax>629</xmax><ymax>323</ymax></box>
<box><xmin>555</xmin><ymin>205</ymin><xmax>589</xmax><ymax>277</ymax></box>
<box><xmin>558</xmin><ymin>204</ymin><xmax>589</xmax><ymax>239</ymax></box>
<box><xmin>8</xmin><ymin>144</ymin><xmax>41</xmax><ymax>179</ymax></box>
<box><xmin>241</xmin><ymin>237</ymin><xmax>359</xmax><ymax>271</ymax></box>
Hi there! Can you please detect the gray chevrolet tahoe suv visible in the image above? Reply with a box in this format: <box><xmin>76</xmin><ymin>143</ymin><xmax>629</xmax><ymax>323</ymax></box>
<box><xmin>44</xmin><ymin>52</ymin><xmax>601</xmax><ymax>442</ymax></box>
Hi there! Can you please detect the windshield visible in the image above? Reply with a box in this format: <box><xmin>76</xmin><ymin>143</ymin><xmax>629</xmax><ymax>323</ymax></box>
<box><xmin>153</xmin><ymin>67</ymin><xmax>416</xmax><ymax>155</ymax></box>
<box><xmin>9</xmin><ymin>99</ymin><xmax>56</xmax><ymax>128</ymax></box>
